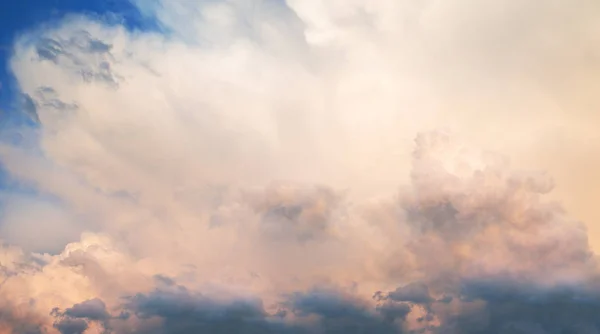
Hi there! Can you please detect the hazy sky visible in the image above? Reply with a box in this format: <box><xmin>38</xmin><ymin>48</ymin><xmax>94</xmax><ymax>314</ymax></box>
<box><xmin>1</xmin><ymin>0</ymin><xmax>600</xmax><ymax>333</ymax></box>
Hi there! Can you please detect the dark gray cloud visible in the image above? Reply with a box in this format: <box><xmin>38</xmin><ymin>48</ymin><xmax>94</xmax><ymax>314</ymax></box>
<box><xmin>62</xmin><ymin>298</ymin><xmax>110</xmax><ymax>321</ymax></box>
<box><xmin>51</xmin><ymin>298</ymin><xmax>111</xmax><ymax>334</ymax></box>
<box><xmin>115</xmin><ymin>285</ymin><xmax>409</xmax><ymax>334</ymax></box>
<box><xmin>387</xmin><ymin>282</ymin><xmax>433</xmax><ymax>305</ymax></box>
<box><xmin>445</xmin><ymin>280</ymin><xmax>600</xmax><ymax>333</ymax></box>
<box><xmin>375</xmin><ymin>301</ymin><xmax>412</xmax><ymax>323</ymax></box>
<box><xmin>286</xmin><ymin>288</ymin><xmax>399</xmax><ymax>334</ymax></box>
<box><xmin>122</xmin><ymin>287</ymin><xmax>293</xmax><ymax>334</ymax></box>
<box><xmin>53</xmin><ymin>318</ymin><xmax>88</xmax><ymax>334</ymax></box>
<box><xmin>372</xmin><ymin>278</ymin><xmax>600</xmax><ymax>333</ymax></box>
<box><xmin>45</xmin><ymin>278</ymin><xmax>600</xmax><ymax>334</ymax></box>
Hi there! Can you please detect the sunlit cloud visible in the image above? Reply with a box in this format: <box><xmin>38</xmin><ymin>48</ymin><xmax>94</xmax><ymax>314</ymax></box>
<box><xmin>1</xmin><ymin>0</ymin><xmax>600</xmax><ymax>333</ymax></box>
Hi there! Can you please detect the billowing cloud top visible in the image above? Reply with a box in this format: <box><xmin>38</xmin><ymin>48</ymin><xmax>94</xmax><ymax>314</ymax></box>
<box><xmin>1</xmin><ymin>0</ymin><xmax>600</xmax><ymax>333</ymax></box>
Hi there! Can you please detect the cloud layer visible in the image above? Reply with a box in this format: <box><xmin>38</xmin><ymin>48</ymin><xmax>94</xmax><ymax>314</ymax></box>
<box><xmin>1</xmin><ymin>0</ymin><xmax>600</xmax><ymax>333</ymax></box>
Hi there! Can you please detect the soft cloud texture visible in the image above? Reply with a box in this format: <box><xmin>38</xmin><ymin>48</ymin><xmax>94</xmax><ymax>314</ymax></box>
<box><xmin>1</xmin><ymin>0</ymin><xmax>600</xmax><ymax>333</ymax></box>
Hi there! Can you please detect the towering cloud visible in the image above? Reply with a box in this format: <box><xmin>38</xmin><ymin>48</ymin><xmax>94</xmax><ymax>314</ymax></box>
<box><xmin>1</xmin><ymin>0</ymin><xmax>600</xmax><ymax>333</ymax></box>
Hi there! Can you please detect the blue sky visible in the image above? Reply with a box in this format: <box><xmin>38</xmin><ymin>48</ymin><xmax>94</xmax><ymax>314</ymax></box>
<box><xmin>0</xmin><ymin>0</ymin><xmax>157</xmax><ymax>117</ymax></box>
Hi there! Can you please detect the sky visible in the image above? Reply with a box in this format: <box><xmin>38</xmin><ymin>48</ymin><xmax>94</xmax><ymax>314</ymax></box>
<box><xmin>1</xmin><ymin>0</ymin><xmax>600</xmax><ymax>333</ymax></box>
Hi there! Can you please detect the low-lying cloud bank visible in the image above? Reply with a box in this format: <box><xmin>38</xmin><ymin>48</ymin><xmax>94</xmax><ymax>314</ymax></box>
<box><xmin>1</xmin><ymin>0</ymin><xmax>600</xmax><ymax>333</ymax></box>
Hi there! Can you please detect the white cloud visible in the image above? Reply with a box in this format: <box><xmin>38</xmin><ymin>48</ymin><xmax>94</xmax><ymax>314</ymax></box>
<box><xmin>1</xmin><ymin>0</ymin><xmax>600</xmax><ymax>332</ymax></box>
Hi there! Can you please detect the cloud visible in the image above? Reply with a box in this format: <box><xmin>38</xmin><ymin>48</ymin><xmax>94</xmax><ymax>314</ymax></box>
<box><xmin>0</xmin><ymin>194</ymin><xmax>82</xmax><ymax>254</ymax></box>
<box><xmin>386</xmin><ymin>283</ymin><xmax>433</xmax><ymax>305</ymax></box>
<box><xmin>409</xmin><ymin>279</ymin><xmax>600</xmax><ymax>333</ymax></box>
<box><xmin>122</xmin><ymin>287</ymin><xmax>285</xmax><ymax>334</ymax></box>
<box><xmin>59</xmin><ymin>298</ymin><xmax>110</xmax><ymax>321</ymax></box>
<box><xmin>53</xmin><ymin>318</ymin><xmax>89</xmax><ymax>334</ymax></box>
<box><xmin>1</xmin><ymin>0</ymin><xmax>600</xmax><ymax>333</ymax></box>
<box><xmin>285</xmin><ymin>288</ymin><xmax>399</xmax><ymax>334</ymax></box>
<box><xmin>51</xmin><ymin>298</ymin><xmax>114</xmax><ymax>334</ymax></box>
<box><xmin>244</xmin><ymin>183</ymin><xmax>343</xmax><ymax>241</ymax></box>
<box><xmin>0</xmin><ymin>304</ymin><xmax>44</xmax><ymax>334</ymax></box>
<box><xmin>86</xmin><ymin>284</ymin><xmax>402</xmax><ymax>334</ymax></box>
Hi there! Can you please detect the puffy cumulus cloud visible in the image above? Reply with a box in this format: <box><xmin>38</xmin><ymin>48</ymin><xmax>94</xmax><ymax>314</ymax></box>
<box><xmin>2</xmin><ymin>130</ymin><xmax>598</xmax><ymax>333</ymax></box>
<box><xmin>1</xmin><ymin>0</ymin><xmax>600</xmax><ymax>333</ymax></box>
